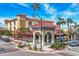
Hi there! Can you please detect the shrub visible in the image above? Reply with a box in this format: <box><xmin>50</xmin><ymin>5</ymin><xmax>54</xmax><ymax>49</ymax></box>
<box><xmin>33</xmin><ymin>47</ymin><xmax>38</xmax><ymax>51</ymax></box>
<box><xmin>27</xmin><ymin>44</ymin><xmax>32</xmax><ymax>50</ymax></box>
<box><xmin>50</xmin><ymin>42</ymin><xmax>65</xmax><ymax>50</ymax></box>
<box><xmin>17</xmin><ymin>44</ymin><xmax>24</xmax><ymax>48</ymax></box>
<box><xmin>27</xmin><ymin>44</ymin><xmax>30</xmax><ymax>46</ymax></box>
<box><xmin>21</xmin><ymin>43</ymin><xmax>26</xmax><ymax>47</ymax></box>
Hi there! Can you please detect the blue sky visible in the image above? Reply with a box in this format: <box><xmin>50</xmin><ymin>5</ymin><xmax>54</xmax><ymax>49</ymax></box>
<box><xmin>0</xmin><ymin>3</ymin><xmax>79</xmax><ymax>27</ymax></box>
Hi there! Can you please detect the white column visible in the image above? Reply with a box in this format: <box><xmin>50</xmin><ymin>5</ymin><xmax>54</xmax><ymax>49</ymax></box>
<box><xmin>47</xmin><ymin>35</ymin><xmax>49</xmax><ymax>44</ymax></box>
<box><xmin>51</xmin><ymin>33</ymin><xmax>54</xmax><ymax>44</ymax></box>
<box><xmin>33</xmin><ymin>32</ymin><xmax>35</xmax><ymax>47</ymax></box>
<box><xmin>42</xmin><ymin>34</ymin><xmax>44</xmax><ymax>46</ymax></box>
<box><xmin>40</xmin><ymin>34</ymin><xmax>44</xmax><ymax>50</ymax></box>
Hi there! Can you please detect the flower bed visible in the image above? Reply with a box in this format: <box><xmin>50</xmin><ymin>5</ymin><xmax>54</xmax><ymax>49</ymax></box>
<box><xmin>17</xmin><ymin>44</ymin><xmax>24</xmax><ymax>48</ymax></box>
<box><xmin>50</xmin><ymin>42</ymin><xmax>65</xmax><ymax>50</ymax></box>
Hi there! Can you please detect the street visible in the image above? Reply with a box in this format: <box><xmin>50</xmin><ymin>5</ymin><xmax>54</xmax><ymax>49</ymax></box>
<box><xmin>0</xmin><ymin>37</ymin><xmax>79</xmax><ymax>56</ymax></box>
<box><xmin>0</xmin><ymin>39</ymin><xmax>19</xmax><ymax>54</ymax></box>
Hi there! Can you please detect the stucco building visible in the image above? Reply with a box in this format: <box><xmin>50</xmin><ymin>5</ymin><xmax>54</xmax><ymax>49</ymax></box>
<box><xmin>4</xmin><ymin>14</ymin><xmax>59</xmax><ymax>48</ymax></box>
<box><xmin>4</xmin><ymin>14</ymin><xmax>40</xmax><ymax>31</ymax></box>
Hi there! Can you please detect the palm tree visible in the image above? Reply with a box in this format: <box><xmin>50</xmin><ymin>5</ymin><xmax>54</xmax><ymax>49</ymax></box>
<box><xmin>66</xmin><ymin>18</ymin><xmax>73</xmax><ymax>41</ymax></box>
<box><xmin>76</xmin><ymin>24</ymin><xmax>79</xmax><ymax>40</ymax></box>
<box><xmin>56</xmin><ymin>17</ymin><xmax>66</xmax><ymax>43</ymax></box>
<box><xmin>57</xmin><ymin>17</ymin><xmax>66</xmax><ymax>30</ymax></box>
<box><xmin>73</xmin><ymin>22</ymin><xmax>79</xmax><ymax>40</ymax></box>
<box><xmin>31</xmin><ymin>3</ymin><xmax>41</xmax><ymax>50</ymax></box>
<box><xmin>31</xmin><ymin>3</ymin><xmax>40</xmax><ymax>17</ymax></box>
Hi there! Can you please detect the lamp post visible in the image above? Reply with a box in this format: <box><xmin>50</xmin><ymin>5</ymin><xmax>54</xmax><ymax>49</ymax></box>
<box><xmin>31</xmin><ymin>3</ymin><xmax>40</xmax><ymax>49</ymax></box>
<box><xmin>40</xmin><ymin>18</ymin><xmax>43</xmax><ymax>51</ymax></box>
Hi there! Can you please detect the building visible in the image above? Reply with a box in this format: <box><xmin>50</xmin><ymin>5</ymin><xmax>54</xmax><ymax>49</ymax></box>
<box><xmin>4</xmin><ymin>14</ymin><xmax>59</xmax><ymax>49</ymax></box>
<box><xmin>4</xmin><ymin>14</ymin><xmax>40</xmax><ymax>31</ymax></box>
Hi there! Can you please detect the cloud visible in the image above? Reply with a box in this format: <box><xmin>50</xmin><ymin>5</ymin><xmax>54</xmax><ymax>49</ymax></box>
<box><xmin>62</xmin><ymin>11</ymin><xmax>74</xmax><ymax>16</ymax></box>
<box><xmin>68</xmin><ymin>3</ymin><xmax>79</xmax><ymax>11</ymax></box>
<box><xmin>18</xmin><ymin>3</ymin><xmax>29</xmax><ymax>8</ymax></box>
<box><xmin>43</xmin><ymin>4</ymin><xmax>57</xmax><ymax>15</ymax></box>
<box><xmin>69</xmin><ymin>3</ymin><xmax>77</xmax><ymax>8</ymax></box>
<box><xmin>58</xmin><ymin>3</ymin><xmax>79</xmax><ymax>19</ymax></box>
<box><xmin>42</xmin><ymin>3</ymin><xmax>57</xmax><ymax>22</ymax></box>
<box><xmin>0</xmin><ymin>17</ymin><xmax>13</xmax><ymax>27</ymax></box>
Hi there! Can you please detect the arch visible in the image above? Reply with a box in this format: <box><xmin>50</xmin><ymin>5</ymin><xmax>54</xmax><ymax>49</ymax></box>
<box><xmin>45</xmin><ymin>32</ymin><xmax>52</xmax><ymax>44</ymax></box>
<box><xmin>35</xmin><ymin>32</ymin><xmax>41</xmax><ymax>43</ymax></box>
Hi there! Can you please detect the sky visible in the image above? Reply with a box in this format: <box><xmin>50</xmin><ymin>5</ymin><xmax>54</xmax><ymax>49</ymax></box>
<box><xmin>0</xmin><ymin>3</ymin><xmax>79</xmax><ymax>27</ymax></box>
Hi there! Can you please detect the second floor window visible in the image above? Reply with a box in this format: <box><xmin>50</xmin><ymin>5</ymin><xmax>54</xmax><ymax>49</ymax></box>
<box><xmin>29</xmin><ymin>21</ymin><xmax>32</xmax><ymax>25</ymax></box>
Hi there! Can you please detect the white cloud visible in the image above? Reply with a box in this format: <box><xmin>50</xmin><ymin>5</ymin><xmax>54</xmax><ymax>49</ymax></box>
<box><xmin>70</xmin><ymin>3</ymin><xmax>77</xmax><ymax>8</ymax></box>
<box><xmin>63</xmin><ymin>11</ymin><xmax>74</xmax><ymax>16</ymax></box>
<box><xmin>42</xmin><ymin>3</ymin><xmax>57</xmax><ymax>22</ymax></box>
<box><xmin>68</xmin><ymin>3</ymin><xmax>79</xmax><ymax>11</ymax></box>
<box><xmin>18</xmin><ymin>3</ymin><xmax>29</xmax><ymax>8</ymax></box>
<box><xmin>43</xmin><ymin>4</ymin><xmax>57</xmax><ymax>15</ymax></box>
<box><xmin>0</xmin><ymin>17</ymin><xmax>13</xmax><ymax>27</ymax></box>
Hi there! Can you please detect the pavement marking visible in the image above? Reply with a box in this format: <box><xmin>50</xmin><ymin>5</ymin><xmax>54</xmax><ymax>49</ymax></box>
<box><xmin>65</xmin><ymin>50</ymin><xmax>79</xmax><ymax>55</ymax></box>
<box><xmin>0</xmin><ymin>49</ymin><xmax>19</xmax><ymax>55</ymax></box>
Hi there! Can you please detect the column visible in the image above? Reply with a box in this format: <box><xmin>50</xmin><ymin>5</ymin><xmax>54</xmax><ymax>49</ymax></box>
<box><xmin>42</xmin><ymin>34</ymin><xmax>44</xmax><ymax>46</ymax></box>
<box><xmin>33</xmin><ymin>32</ymin><xmax>35</xmax><ymax>47</ymax></box>
<box><xmin>51</xmin><ymin>33</ymin><xmax>54</xmax><ymax>44</ymax></box>
<box><xmin>46</xmin><ymin>35</ymin><xmax>49</xmax><ymax>44</ymax></box>
<box><xmin>40</xmin><ymin>34</ymin><xmax>44</xmax><ymax>50</ymax></box>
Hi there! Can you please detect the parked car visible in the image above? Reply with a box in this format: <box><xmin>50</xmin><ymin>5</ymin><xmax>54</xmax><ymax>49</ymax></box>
<box><xmin>1</xmin><ymin>38</ymin><xmax>11</xmax><ymax>42</ymax></box>
<box><xmin>0</xmin><ymin>36</ymin><xmax>11</xmax><ymax>42</ymax></box>
<box><xmin>69</xmin><ymin>40</ymin><xmax>79</xmax><ymax>47</ymax></box>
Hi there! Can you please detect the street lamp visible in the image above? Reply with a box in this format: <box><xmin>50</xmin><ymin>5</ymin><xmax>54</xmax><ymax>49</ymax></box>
<box><xmin>40</xmin><ymin>18</ymin><xmax>43</xmax><ymax>51</ymax></box>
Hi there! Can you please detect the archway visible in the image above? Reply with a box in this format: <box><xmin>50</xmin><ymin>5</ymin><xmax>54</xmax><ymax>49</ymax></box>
<box><xmin>45</xmin><ymin>32</ymin><xmax>52</xmax><ymax>45</ymax></box>
<box><xmin>34</xmin><ymin>32</ymin><xmax>41</xmax><ymax>48</ymax></box>
<box><xmin>35</xmin><ymin>32</ymin><xmax>41</xmax><ymax>43</ymax></box>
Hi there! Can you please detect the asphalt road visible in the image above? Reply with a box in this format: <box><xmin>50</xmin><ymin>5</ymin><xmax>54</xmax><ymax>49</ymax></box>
<box><xmin>0</xmin><ymin>39</ymin><xmax>19</xmax><ymax>54</ymax></box>
<box><xmin>0</xmin><ymin>37</ymin><xmax>79</xmax><ymax>56</ymax></box>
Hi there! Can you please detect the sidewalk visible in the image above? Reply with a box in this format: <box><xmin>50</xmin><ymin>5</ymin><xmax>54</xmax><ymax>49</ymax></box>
<box><xmin>16</xmin><ymin>46</ymin><xmax>65</xmax><ymax>54</ymax></box>
<box><xmin>11</xmin><ymin>40</ymin><xmax>65</xmax><ymax>54</ymax></box>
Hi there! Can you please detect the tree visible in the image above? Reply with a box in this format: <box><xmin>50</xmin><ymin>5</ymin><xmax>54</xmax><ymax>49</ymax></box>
<box><xmin>57</xmin><ymin>17</ymin><xmax>66</xmax><ymax>30</ymax></box>
<box><xmin>56</xmin><ymin>17</ymin><xmax>66</xmax><ymax>43</ymax></box>
<box><xmin>66</xmin><ymin>18</ymin><xmax>73</xmax><ymax>30</ymax></box>
<box><xmin>31</xmin><ymin>3</ymin><xmax>43</xmax><ymax>51</ymax></box>
<box><xmin>17</xmin><ymin>27</ymin><xmax>29</xmax><ymax>40</ymax></box>
<box><xmin>66</xmin><ymin>18</ymin><xmax>73</xmax><ymax>41</ymax></box>
<box><xmin>73</xmin><ymin>22</ymin><xmax>79</xmax><ymax>40</ymax></box>
<box><xmin>31</xmin><ymin>3</ymin><xmax>40</xmax><ymax>17</ymax></box>
<box><xmin>4</xmin><ymin>30</ymin><xmax>12</xmax><ymax>37</ymax></box>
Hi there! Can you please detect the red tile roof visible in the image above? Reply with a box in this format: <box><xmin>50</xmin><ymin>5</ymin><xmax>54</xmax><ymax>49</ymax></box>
<box><xmin>30</xmin><ymin>21</ymin><xmax>56</xmax><ymax>28</ymax></box>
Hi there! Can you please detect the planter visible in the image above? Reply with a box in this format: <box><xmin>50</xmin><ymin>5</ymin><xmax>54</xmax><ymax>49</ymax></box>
<box><xmin>50</xmin><ymin>42</ymin><xmax>65</xmax><ymax>50</ymax></box>
<box><xmin>17</xmin><ymin>44</ymin><xmax>24</xmax><ymax>48</ymax></box>
<box><xmin>53</xmin><ymin>48</ymin><xmax>65</xmax><ymax>50</ymax></box>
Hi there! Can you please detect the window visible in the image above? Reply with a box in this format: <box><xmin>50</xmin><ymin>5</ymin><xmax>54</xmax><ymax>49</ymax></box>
<box><xmin>14</xmin><ymin>26</ymin><xmax>16</xmax><ymax>30</ymax></box>
<box><xmin>29</xmin><ymin>21</ymin><xmax>32</xmax><ymax>25</ymax></box>
<box><xmin>10</xmin><ymin>27</ymin><xmax>11</xmax><ymax>31</ymax></box>
<box><xmin>14</xmin><ymin>21</ymin><xmax>16</xmax><ymax>26</ymax></box>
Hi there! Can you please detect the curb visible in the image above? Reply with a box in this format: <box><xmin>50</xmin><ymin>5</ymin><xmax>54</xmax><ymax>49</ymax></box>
<box><xmin>16</xmin><ymin>47</ymin><xmax>65</xmax><ymax>54</ymax></box>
